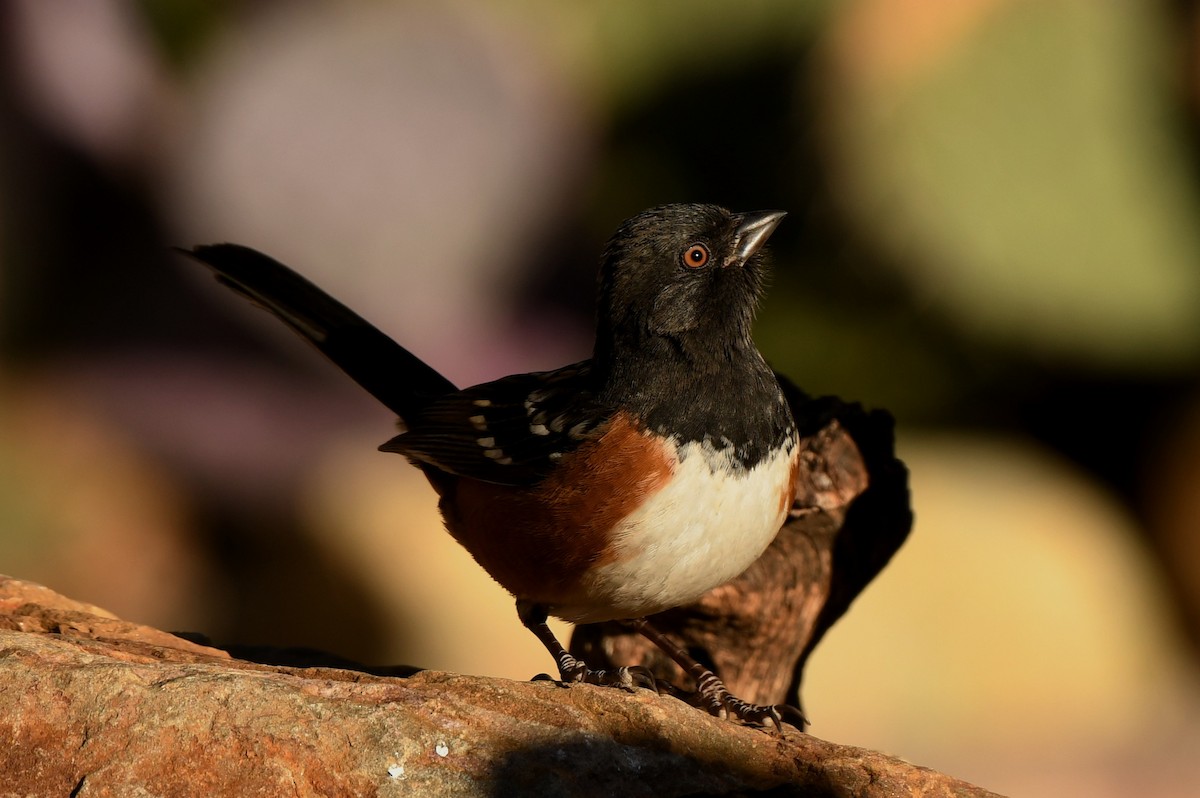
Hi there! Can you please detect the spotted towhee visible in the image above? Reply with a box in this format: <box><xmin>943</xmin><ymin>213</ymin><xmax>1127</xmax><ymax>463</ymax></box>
<box><xmin>183</xmin><ymin>203</ymin><xmax>801</xmax><ymax>728</ymax></box>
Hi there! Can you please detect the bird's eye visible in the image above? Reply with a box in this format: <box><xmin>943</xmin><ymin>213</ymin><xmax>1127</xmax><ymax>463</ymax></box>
<box><xmin>682</xmin><ymin>244</ymin><xmax>710</xmax><ymax>269</ymax></box>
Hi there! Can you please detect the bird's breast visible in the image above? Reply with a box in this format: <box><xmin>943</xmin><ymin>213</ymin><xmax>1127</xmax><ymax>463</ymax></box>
<box><xmin>557</xmin><ymin>433</ymin><xmax>799</xmax><ymax>623</ymax></box>
<box><xmin>440</xmin><ymin>412</ymin><xmax>798</xmax><ymax>624</ymax></box>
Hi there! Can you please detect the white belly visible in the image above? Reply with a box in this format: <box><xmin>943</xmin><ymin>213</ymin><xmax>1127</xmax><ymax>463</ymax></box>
<box><xmin>555</xmin><ymin>438</ymin><xmax>797</xmax><ymax>623</ymax></box>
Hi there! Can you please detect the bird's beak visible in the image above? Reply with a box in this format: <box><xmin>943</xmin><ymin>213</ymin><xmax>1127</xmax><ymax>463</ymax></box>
<box><xmin>726</xmin><ymin>210</ymin><xmax>786</xmax><ymax>267</ymax></box>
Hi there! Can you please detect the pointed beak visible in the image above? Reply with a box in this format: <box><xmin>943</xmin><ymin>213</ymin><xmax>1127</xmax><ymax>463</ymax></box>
<box><xmin>726</xmin><ymin>210</ymin><xmax>786</xmax><ymax>267</ymax></box>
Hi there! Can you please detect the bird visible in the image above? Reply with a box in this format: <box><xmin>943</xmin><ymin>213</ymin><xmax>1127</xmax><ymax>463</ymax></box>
<box><xmin>181</xmin><ymin>203</ymin><xmax>802</xmax><ymax>728</ymax></box>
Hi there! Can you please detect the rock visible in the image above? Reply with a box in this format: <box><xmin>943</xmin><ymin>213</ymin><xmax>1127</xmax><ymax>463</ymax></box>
<box><xmin>0</xmin><ymin>575</ymin><xmax>998</xmax><ymax>797</ymax></box>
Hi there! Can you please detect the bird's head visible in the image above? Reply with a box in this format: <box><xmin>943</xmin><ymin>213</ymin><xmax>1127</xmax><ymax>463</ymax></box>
<box><xmin>595</xmin><ymin>204</ymin><xmax>785</xmax><ymax>369</ymax></box>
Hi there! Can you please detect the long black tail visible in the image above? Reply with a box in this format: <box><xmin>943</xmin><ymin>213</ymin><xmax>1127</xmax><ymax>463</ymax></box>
<box><xmin>180</xmin><ymin>244</ymin><xmax>457</xmax><ymax>421</ymax></box>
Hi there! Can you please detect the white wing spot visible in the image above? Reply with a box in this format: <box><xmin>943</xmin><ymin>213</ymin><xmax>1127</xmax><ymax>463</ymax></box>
<box><xmin>469</xmin><ymin>415</ymin><xmax>487</xmax><ymax>431</ymax></box>
<box><xmin>549</xmin><ymin>416</ymin><xmax>566</xmax><ymax>433</ymax></box>
<box><xmin>484</xmin><ymin>448</ymin><xmax>506</xmax><ymax>459</ymax></box>
<box><xmin>568</xmin><ymin>421</ymin><xmax>590</xmax><ymax>440</ymax></box>
<box><xmin>548</xmin><ymin>452</ymin><xmax>563</xmax><ymax>461</ymax></box>
<box><xmin>497</xmin><ymin>456</ymin><xmax>513</xmax><ymax>465</ymax></box>
<box><xmin>473</xmin><ymin>399</ymin><xmax>492</xmax><ymax>407</ymax></box>
<box><xmin>476</xmin><ymin>437</ymin><xmax>496</xmax><ymax>448</ymax></box>
<box><xmin>530</xmin><ymin>424</ymin><xmax>549</xmax><ymax>436</ymax></box>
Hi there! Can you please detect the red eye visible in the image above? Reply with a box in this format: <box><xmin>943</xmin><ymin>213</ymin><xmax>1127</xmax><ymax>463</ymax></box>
<box><xmin>682</xmin><ymin>244</ymin><xmax>710</xmax><ymax>269</ymax></box>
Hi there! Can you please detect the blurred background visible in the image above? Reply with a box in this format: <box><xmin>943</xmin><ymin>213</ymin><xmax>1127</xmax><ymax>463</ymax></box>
<box><xmin>2</xmin><ymin>0</ymin><xmax>1199</xmax><ymax>794</ymax></box>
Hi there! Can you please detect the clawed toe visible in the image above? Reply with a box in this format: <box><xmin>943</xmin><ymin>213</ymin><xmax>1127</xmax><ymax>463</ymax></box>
<box><xmin>544</xmin><ymin>656</ymin><xmax>657</xmax><ymax>694</ymax></box>
<box><xmin>520</xmin><ymin>602</ymin><xmax>657</xmax><ymax>694</ymax></box>
<box><xmin>697</xmin><ymin>693</ymin><xmax>800</xmax><ymax>732</ymax></box>
<box><xmin>576</xmin><ymin>664</ymin><xmax>654</xmax><ymax>693</ymax></box>
<box><xmin>623</xmin><ymin>665</ymin><xmax>658</xmax><ymax>691</ymax></box>
<box><xmin>692</xmin><ymin>672</ymin><xmax>807</xmax><ymax>733</ymax></box>
<box><xmin>775</xmin><ymin>703</ymin><xmax>809</xmax><ymax>730</ymax></box>
<box><xmin>519</xmin><ymin>605</ymin><xmax>804</xmax><ymax>732</ymax></box>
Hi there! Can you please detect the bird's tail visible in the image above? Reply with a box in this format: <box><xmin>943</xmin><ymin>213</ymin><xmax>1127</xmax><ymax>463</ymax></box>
<box><xmin>180</xmin><ymin>244</ymin><xmax>457</xmax><ymax>422</ymax></box>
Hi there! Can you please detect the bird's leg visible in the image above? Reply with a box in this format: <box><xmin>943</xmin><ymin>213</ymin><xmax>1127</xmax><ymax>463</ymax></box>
<box><xmin>624</xmin><ymin>617</ymin><xmax>807</xmax><ymax>733</ymax></box>
<box><xmin>516</xmin><ymin>601</ymin><xmax>655</xmax><ymax>692</ymax></box>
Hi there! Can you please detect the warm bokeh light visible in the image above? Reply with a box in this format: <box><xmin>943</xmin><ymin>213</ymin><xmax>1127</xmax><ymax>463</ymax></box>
<box><xmin>3</xmin><ymin>1</ymin><xmax>1199</xmax><ymax>795</ymax></box>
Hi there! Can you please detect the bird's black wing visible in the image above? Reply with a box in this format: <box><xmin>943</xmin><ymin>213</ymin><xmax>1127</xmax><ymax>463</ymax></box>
<box><xmin>382</xmin><ymin>360</ymin><xmax>612</xmax><ymax>486</ymax></box>
<box><xmin>180</xmin><ymin>244</ymin><xmax>456</xmax><ymax>421</ymax></box>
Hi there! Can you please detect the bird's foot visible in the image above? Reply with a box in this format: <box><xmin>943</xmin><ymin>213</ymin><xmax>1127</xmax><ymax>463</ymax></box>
<box><xmin>619</xmin><ymin>617</ymin><xmax>808</xmax><ymax>733</ymax></box>
<box><xmin>690</xmin><ymin>671</ymin><xmax>807</xmax><ymax>733</ymax></box>
<box><xmin>519</xmin><ymin>601</ymin><xmax>658</xmax><ymax>693</ymax></box>
<box><xmin>534</xmin><ymin>653</ymin><xmax>657</xmax><ymax>692</ymax></box>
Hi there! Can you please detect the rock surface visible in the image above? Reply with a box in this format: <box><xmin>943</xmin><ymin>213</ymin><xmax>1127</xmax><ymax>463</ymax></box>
<box><xmin>0</xmin><ymin>576</ymin><xmax>999</xmax><ymax>797</ymax></box>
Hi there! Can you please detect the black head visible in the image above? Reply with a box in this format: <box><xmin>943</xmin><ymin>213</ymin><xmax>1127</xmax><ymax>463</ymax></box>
<box><xmin>594</xmin><ymin>204</ymin><xmax>785</xmax><ymax>372</ymax></box>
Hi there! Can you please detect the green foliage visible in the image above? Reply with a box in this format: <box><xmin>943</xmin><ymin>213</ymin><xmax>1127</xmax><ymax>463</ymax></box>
<box><xmin>833</xmin><ymin>0</ymin><xmax>1200</xmax><ymax>367</ymax></box>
